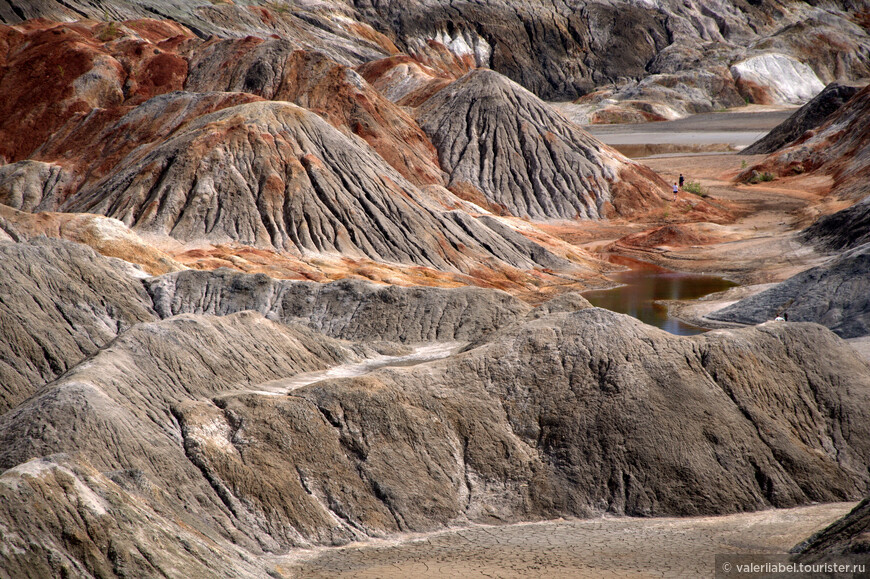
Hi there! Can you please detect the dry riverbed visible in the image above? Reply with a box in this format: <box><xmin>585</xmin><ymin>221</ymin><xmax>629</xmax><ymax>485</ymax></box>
<box><xmin>275</xmin><ymin>503</ymin><xmax>856</xmax><ymax>578</ymax></box>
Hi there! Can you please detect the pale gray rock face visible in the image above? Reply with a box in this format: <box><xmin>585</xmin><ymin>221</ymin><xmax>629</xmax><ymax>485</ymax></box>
<box><xmin>742</xmin><ymin>82</ymin><xmax>866</xmax><ymax>155</ymax></box>
<box><xmin>0</xmin><ymin>239</ymin><xmax>156</xmax><ymax>414</ymax></box>
<box><xmin>417</xmin><ymin>69</ymin><xmax>666</xmax><ymax>220</ymax></box>
<box><xmin>145</xmin><ymin>268</ymin><xmax>532</xmax><ymax>343</ymax></box>
<box><xmin>730</xmin><ymin>53</ymin><xmax>825</xmax><ymax>105</ymax></box>
<box><xmin>708</xmin><ymin>243</ymin><xmax>870</xmax><ymax>339</ymax></box>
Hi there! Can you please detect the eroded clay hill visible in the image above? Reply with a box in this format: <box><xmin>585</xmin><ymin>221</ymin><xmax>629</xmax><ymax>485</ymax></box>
<box><xmin>184</xmin><ymin>41</ymin><xmax>444</xmax><ymax>186</ymax></box>
<box><xmin>54</xmin><ymin>100</ymin><xmax>584</xmax><ymax>277</ymax></box>
<box><xmin>740</xmin><ymin>84</ymin><xmax>870</xmax><ymax>199</ymax></box>
<box><xmin>3</xmin><ymin>18</ymin><xmax>663</xmax><ymax>292</ymax></box>
<box><xmin>1</xmin><ymin>240</ymin><xmax>869</xmax><ymax>577</ymax></box>
<box><xmin>417</xmin><ymin>69</ymin><xmax>667</xmax><ymax>219</ymax></box>
<box><xmin>3</xmin><ymin>1</ymin><xmax>868</xmax><ymax>118</ymax></box>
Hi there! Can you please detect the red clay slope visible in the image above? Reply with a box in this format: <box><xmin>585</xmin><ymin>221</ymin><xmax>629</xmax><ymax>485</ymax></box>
<box><xmin>0</xmin><ymin>19</ymin><xmax>192</xmax><ymax>162</ymax></box>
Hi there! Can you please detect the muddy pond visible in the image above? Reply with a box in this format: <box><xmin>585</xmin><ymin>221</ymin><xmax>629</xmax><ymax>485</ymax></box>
<box><xmin>583</xmin><ymin>263</ymin><xmax>736</xmax><ymax>336</ymax></box>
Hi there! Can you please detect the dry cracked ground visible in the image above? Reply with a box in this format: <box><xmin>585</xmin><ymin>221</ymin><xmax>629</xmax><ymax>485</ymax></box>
<box><xmin>282</xmin><ymin>503</ymin><xmax>857</xmax><ymax>578</ymax></box>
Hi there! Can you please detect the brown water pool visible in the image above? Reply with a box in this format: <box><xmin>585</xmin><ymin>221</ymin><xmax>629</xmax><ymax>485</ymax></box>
<box><xmin>583</xmin><ymin>267</ymin><xmax>736</xmax><ymax>336</ymax></box>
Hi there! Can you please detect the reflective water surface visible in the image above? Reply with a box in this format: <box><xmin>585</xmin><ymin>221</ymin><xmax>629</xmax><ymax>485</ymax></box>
<box><xmin>583</xmin><ymin>266</ymin><xmax>736</xmax><ymax>336</ymax></box>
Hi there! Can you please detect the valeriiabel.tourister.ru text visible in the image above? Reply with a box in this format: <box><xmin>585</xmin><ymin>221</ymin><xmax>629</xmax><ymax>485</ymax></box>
<box><xmin>715</xmin><ymin>554</ymin><xmax>869</xmax><ymax>578</ymax></box>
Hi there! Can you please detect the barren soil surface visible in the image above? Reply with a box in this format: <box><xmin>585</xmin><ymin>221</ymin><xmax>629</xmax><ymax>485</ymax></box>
<box><xmin>586</xmin><ymin>107</ymin><xmax>795</xmax><ymax>138</ymax></box>
<box><xmin>584</xmin><ymin>108</ymin><xmax>796</xmax><ymax>155</ymax></box>
<box><xmin>635</xmin><ymin>154</ymin><xmax>829</xmax><ymax>282</ymax></box>
<box><xmin>279</xmin><ymin>503</ymin><xmax>855</xmax><ymax>578</ymax></box>
<box><xmin>548</xmin><ymin>151</ymin><xmax>839</xmax><ymax>287</ymax></box>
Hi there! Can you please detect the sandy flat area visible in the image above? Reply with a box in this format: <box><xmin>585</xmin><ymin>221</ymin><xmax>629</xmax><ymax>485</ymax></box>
<box><xmin>276</xmin><ymin>503</ymin><xmax>855</xmax><ymax>578</ymax></box>
<box><xmin>586</xmin><ymin>108</ymin><xmax>795</xmax><ymax>136</ymax></box>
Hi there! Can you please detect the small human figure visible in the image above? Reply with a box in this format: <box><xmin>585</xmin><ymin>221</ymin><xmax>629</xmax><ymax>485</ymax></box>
<box><xmin>774</xmin><ymin>315</ymin><xmax>785</xmax><ymax>322</ymax></box>
<box><xmin>679</xmin><ymin>174</ymin><xmax>684</xmax><ymax>189</ymax></box>
<box><xmin>783</xmin><ymin>312</ymin><xmax>788</xmax><ymax>321</ymax></box>
<box><xmin>673</xmin><ymin>183</ymin><xmax>678</xmax><ymax>201</ymax></box>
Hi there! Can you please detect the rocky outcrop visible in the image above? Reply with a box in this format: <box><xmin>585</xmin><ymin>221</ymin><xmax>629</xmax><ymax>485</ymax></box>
<box><xmin>145</xmin><ymin>268</ymin><xmax>531</xmax><ymax>343</ymax></box>
<box><xmin>742</xmin><ymin>81</ymin><xmax>866</xmax><ymax>155</ymax></box>
<box><xmin>353</xmin><ymin>0</ymin><xmax>686</xmax><ymax>99</ymax></box>
<box><xmin>793</xmin><ymin>498</ymin><xmax>870</xmax><ymax>562</ymax></box>
<box><xmin>707</xmin><ymin>243</ymin><xmax>870</xmax><ymax>338</ymax></box>
<box><xmin>417</xmin><ymin>69</ymin><xmax>667</xmax><ymax>220</ymax></box>
<box><xmin>729</xmin><ymin>53</ymin><xmax>825</xmax><ymax>105</ymax></box>
<box><xmin>739</xmin><ymin>84</ymin><xmax>870</xmax><ymax>199</ymax></box>
<box><xmin>0</xmin><ymin>238</ymin><xmax>156</xmax><ymax>414</ymax></box>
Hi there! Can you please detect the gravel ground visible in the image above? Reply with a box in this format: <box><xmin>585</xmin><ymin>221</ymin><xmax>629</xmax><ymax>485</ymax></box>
<box><xmin>274</xmin><ymin>503</ymin><xmax>855</xmax><ymax>578</ymax></box>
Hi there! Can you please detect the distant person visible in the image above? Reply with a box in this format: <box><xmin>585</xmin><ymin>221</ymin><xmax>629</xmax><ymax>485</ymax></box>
<box><xmin>673</xmin><ymin>183</ymin><xmax>678</xmax><ymax>201</ymax></box>
<box><xmin>679</xmin><ymin>174</ymin><xmax>684</xmax><ymax>189</ymax></box>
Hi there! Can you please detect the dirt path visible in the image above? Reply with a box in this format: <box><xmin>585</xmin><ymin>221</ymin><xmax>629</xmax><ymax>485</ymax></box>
<box><xmin>276</xmin><ymin>502</ymin><xmax>855</xmax><ymax>578</ymax></box>
<box><xmin>603</xmin><ymin>154</ymin><xmax>835</xmax><ymax>285</ymax></box>
<box><xmin>245</xmin><ymin>342</ymin><xmax>465</xmax><ymax>396</ymax></box>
